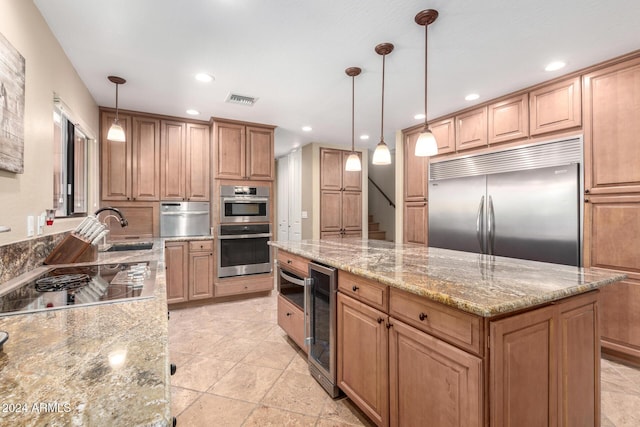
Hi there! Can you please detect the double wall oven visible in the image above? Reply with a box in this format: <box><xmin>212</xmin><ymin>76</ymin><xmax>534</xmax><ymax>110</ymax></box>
<box><xmin>218</xmin><ymin>185</ymin><xmax>272</xmax><ymax>278</ymax></box>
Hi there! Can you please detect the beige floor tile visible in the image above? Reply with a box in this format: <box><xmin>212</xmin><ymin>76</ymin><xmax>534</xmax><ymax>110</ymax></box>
<box><xmin>286</xmin><ymin>350</ymin><xmax>311</xmax><ymax>375</ymax></box>
<box><xmin>177</xmin><ymin>393</ymin><xmax>256</xmax><ymax>427</ymax></box>
<box><xmin>320</xmin><ymin>396</ymin><xmax>374</xmax><ymax>426</ymax></box>
<box><xmin>316</xmin><ymin>419</ymin><xmax>365</xmax><ymax>427</ymax></box>
<box><xmin>241</xmin><ymin>340</ymin><xmax>298</xmax><ymax>370</ymax></box>
<box><xmin>227</xmin><ymin>322</ymin><xmax>279</xmax><ymax>340</ymax></box>
<box><xmin>170</xmin><ymin>386</ymin><xmax>201</xmax><ymax>417</ymax></box>
<box><xmin>170</xmin><ymin>355</ymin><xmax>236</xmax><ymax>392</ymax></box>
<box><xmin>204</xmin><ymin>335</ymin><xmax>260</xmax><ymax>362</ymax></box>
<box><xmin>262</xmin><ymin>370</ymin><xmax>329</xmax><ymax>416</ymax></box>
<box><xmin>169</xmin><ymin>329</ymin><xmax>226</xmax><ymax>356</ymax></box>
<box><xmin>601</xmin><ymin>390</ymin><xmax>640</xmax><ymax>427</ymax></box>
<box><xmin>243</xmin><ymin>405</ymin><xmax>318</xmax><ymax>426</ymax></box>
<box><xmin>209</xmin><ymin>362</ymin><xmax>283</xmax><ymax>403</ymax></box>
<box><xmin>169</xmin><ymin>349</ymin><xmax>195</xmax><ymax>369</ymax></box>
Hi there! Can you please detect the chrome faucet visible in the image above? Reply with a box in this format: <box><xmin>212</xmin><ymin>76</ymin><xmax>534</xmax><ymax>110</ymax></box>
<box><xmin>94</xmin><ymin>207</ymin><xmax>128</xmax><ymax>227</ymax></box>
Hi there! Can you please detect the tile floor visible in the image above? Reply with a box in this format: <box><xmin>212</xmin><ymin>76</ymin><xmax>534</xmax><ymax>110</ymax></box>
<box><xmin>169</xmin><ymin>292</ymin><xmax>640</xmax><ymax>426</ymax></box>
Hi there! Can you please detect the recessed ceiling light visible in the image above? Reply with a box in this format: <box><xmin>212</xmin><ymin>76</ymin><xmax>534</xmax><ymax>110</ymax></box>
<box><xmin>465</xmin><ymin>93</ymin><xmax>480</xmax><ymax>101</ymax></box>
<box><xmin>360</xmin><ymin>134</ymin><xmax>370</xmax><ymax>140</ymax></box>
<box><xmin>414</xmin><ymin>113</ymin><xmax>426</xmax><ymax>120</ymax></box>
<box><xmin>186</xmin><ymin>109</ymin><xmax>200</xmax><ymax>115</ymax></box>
<box><xmin>302</xmin><ymin>126</ymin><xmax>312</xmax><ymax>132</ymax></box>
<box><xmin>195</xmin><ymin>73</ymin><xmax>214</xmax><ymax>82</ymax></box>
<box><xmin>545</xmin><ymin>61</ymin><xmax>566</xmax><ymax>72</ymax></box>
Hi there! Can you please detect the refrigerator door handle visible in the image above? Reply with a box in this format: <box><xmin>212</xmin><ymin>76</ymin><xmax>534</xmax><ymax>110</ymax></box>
<box><xmin>476</xmin><ymin>195</ymin><xmax>485</xmax><ymax>252</ymax></box>
<box><xmin>488</xmin><ymin>195</ymin><xmax>496</xmax><ymax>255</ymax></box>
<box><xmin>304</xmin><ymin>277</ymin><xmax>313</xmax><ymax>347</ymax></box>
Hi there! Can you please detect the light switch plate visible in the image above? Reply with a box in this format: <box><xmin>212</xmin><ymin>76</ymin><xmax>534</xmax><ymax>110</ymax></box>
<box><xmin>27</xmin><ymin>215</ymin><xmax>35</xmax><ymax>237</ymax></box>
<box><xmin>301</xmin><ymin>211</ymin><xmax>308</xmax><ymax>219</ymax></box>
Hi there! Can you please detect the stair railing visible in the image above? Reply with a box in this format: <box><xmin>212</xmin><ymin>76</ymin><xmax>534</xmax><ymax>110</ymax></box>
<box><xmin>368</xmin><ymin>177</ymin><xmax>395</xmax><ymax>208</ymax></box>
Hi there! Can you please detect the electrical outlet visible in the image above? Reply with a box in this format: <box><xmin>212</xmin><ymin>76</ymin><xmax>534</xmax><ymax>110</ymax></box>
<box><xmin>301</xmin><ymin>211</ymin><xmax>308</xmax><ymax>219</ymax></box>
<box><xmin>27</xmin><ymin>215</ymin><xmax>35</xmax><ymax>237</ymax></box>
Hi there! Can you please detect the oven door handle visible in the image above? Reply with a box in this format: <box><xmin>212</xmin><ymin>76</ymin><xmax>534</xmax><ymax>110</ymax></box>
<box><xmin>218</xmin><ymin>233</ymin><xmax>272</xmax><ymax>239</ymax></box>
<box><xmin>279</xmin><ymin>269</ymin><xmax>305</xmax><ymax>287</ymax></box>
<box><xmin>304</xmin><ymin>277</ymin><xmax>313</xmax><ymax>347</ymax></box>
<box><xmin>222</xmin><ymin>197</ymin><xmax>269</xmax><ymax>203</ymax></box>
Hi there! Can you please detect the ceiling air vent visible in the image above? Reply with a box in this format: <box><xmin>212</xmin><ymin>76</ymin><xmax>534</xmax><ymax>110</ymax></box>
<box><xmin>225</xmin><ymin>93</ymin><xmax>258</xmax><ymax>106</ymax></box>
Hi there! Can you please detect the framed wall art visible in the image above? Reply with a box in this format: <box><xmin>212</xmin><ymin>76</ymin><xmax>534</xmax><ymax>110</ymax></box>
<box><xmin>0</xmin><ymin>31</ymin><xmax>25</xmax><ymax>174</ymax></box>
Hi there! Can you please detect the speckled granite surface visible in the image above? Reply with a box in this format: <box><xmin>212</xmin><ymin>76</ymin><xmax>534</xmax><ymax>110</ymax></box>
<box><xmin>269</xmin><ymin>239</ymin><xmax>627</xmax><ymax>317</ymax></box>
<box><xmin>0</xmin><ymin>238</ymin><xmax>176</xmax><ymax>426</ymax></box>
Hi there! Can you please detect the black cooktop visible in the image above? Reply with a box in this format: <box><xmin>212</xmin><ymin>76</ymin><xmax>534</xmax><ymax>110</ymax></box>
<box><xmin>0</xmin><ymin>262</ymin><xmax>154</xmax><ymax>316</ymax></box>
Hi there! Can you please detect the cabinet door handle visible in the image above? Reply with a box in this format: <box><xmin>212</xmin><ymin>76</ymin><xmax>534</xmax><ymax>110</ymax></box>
<box><xmin>287</xmin><ymin>259</ymin><xmax>292</xmax><ymax>264</ymax></box>
<box><xmin>352</xmin><ymin>285</ymin><xmax>359</xmax><ymax>292</ymax></box>
<box><xmin>386</xmin><ymin>322</ymin><xmax>393</xmax><ymax>329</ymax></box>
<box><xmin>377</xmin><ymin>317</ymin><xmax>384</xmax><ymax>324</ymax></box>
<box><xmin>419</xmin><ymin>312</ymin><xmax>428</xmax><ymax>321</ymax></box>
<box><xmin>585</xmin><ymin>189</ymin><xmax>590</xmax><ymax>194</ymax></box>
<box><xmin>286</xmin><ymin>312</ymin><xmax>291</xmax><ymax>317</ymax></box>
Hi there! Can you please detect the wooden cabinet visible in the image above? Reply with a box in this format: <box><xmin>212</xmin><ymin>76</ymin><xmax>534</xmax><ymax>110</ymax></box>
<box><xmin>103</xmin><ymin>201</ymin><xmax>159</xmax><ymax>241</ymax></box>
<box><xmin>583</xmin><ymin>57</ymin><xmax>640</xmax><ymax>194</ymax></box>
<box><xmin>214</xmin><ymin>273</ymin><xmax>273</xmax><ymax>297</ymax></box>
<box><xmin>429</xmin><ymin>117</ymin><xmax>456</xmax><ymax>155</ymax></box>
<box><xmin>277</xmin><ymin>295</ymin><xmax>306</xmax><ymax>351</ymax></box>
<box><xmin>337</xmin><ymin>292</ymin><xmax>389</xmax><ymax>427</ymax></box>
<box><xmin>490</xmin><ymin>292</ymin><xmax>599</xmax><ymax>427</ymax></box>
<box><xmin>166</xmin><ymin>239</ymin><xmax>214</xmax><ymax>304</ymax></box>
<box><xmin>389</xmin><ymin>319</ymin><xmax>482</xmax><ymax>427</ymax></box>
<box><xmin>488</xmin><ymin>94</ymin><xmax>529</xmax><ymax>145</ymax></box>
<box><xmin>530</xmin><ymin>76</ymin><xmax>581</xmax><ymax>136</ymax></box>
<box><xmin>455</xmin><ymin>107</ymin><xmax>487</xmax><ymax>151</ymax></box>
<box><xmin>403</xmin><ymin>129</ymin><xmax>428</xmax><ymax>203</ymax></box>
<box><xmin>101</xmin><ymin>112</ymin><xmax>161</xmax><ymax>201</ymax></box>
<box><xmin>320</xmin><ymin>148</ymin><xmax>362</xmax><ymax>238</ymax></box>
<box><xmin>403</xmin><ymin>202</ymin><xmax>428</xmax><ymax>245</ymax></box>
<box><xmin>188</xmin><ymin>240</ymin><xmax>214</xmax><ymax>300</ymax></box>
<box><xmin>160</xmin><ymin>121</ymin><xmax>210</xmax><ymax>201</ymax></box>
<box><xmin>165</xmin><ymin>241</ymin><xmax>189</xmax><ymax>304</ymax></box>
<box><xmin>600</xmin><ymin>279</ymin><xmax>640</xmax><ymax>361</ymax></box>
<box><xmin>214</xmin><ymin>119</ymin><xmax>274</xmax><ymax>181</ymax></box>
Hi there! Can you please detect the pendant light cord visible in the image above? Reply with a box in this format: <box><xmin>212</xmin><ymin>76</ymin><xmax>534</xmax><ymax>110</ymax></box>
<box><xmin>423</xmin><ymin>24</ymin><xmax>428</xmax><ymax>130</ymax></box>
<box><xmin>380</xmin><ymin>53</ymin><xmax>386</xmax><ymax>143</ymax></box>
<box><xmin>352</xmin><ymin>75</ymin><xmax>355</xmax><ymax>152</ymax></box>
<box><xmin>115</xmin><ymin>83</ymin><xmax>120</xmax><ymax>122</ymax></box>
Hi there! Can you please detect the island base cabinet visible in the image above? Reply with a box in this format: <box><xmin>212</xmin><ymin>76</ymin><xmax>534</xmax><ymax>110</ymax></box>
<box><xmin>337</xmin><ymin>293</ymin><xmax>389</xmax><ymax>427</ymax></box>
<box><xmin>277</xmin><ymin>295</ymin><xmax>306</xmax><ymax>352</ymax></box>
<box><xmin>389</xmin><ymin>319</ymin><xmax>482</xmax><ymax>427</ymax></box>
<box><xmin>490</xmin><ymin>291</ymin><xmax>599</xmax><ymax>427</ymax></box>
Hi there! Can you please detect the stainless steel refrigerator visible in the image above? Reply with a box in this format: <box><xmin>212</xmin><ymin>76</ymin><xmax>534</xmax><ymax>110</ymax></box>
<box><xmin>428</xmin><ymin>139</ymin><xmax>582</xmax><ymax>266</ymax></box>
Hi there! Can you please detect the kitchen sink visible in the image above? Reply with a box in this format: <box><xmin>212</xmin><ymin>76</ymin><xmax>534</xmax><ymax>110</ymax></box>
<box><xmin>105</xmin><ymin>242</ymin><xmax>154</xmax><ymax>252</ymax></box>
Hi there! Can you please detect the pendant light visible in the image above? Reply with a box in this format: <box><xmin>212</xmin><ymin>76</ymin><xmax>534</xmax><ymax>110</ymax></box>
<box><xmin>414</xmin><ymin>9</ymin><xmax>439</xmax><ymax>157</ymax></box>
<box><xmin>345</xmin><ymin>67</ymin><xmax>362</xmax><ymax>172</ymax></box>
<box><xmin>107</xmin><ymin>76</ymin><xmax>126</xmax><ymax>142</ymax></box>
<box><xmin>372</xmin><ymin>43</ymin><xmax>393</xmax><ymax>165</ymax></box>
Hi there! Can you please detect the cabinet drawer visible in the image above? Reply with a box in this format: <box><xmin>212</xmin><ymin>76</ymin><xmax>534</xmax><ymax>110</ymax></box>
<box><xmin>189</xmin><ymin>240</ymin><xmax>213</xmax><ymax>252</ymax></box>
<box><xmin>389</xmin><ymin>288</ymin><xmax>482</xmax><ymax>355</ymax></box>
<box><xmin>277</xmin><ymin>295</ymin><xmax>307</xmax><ymax>352</ymax></box>
<box><xmin>214</xmin><ymin>274</ymin><xmax>273</xmax><ymax>297</ymax></box>
<box><xmin>338</xmin><ymin>270</ymin><xmax>388</xmax><ymax>312</ymax></box>
<box><xmin>277</xmin><ymin>250</ymin><xmax>309</xmax><ymax>277</ymax></box>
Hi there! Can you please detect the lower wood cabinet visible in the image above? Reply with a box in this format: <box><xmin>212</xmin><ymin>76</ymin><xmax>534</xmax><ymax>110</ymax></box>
<box><xmin>277</xmin><ymin>295</ymin><xmax>306</xmax><ymax>351</ymax></box>
<box><xmin>403</xmin><ymin>202</ymin><xmax>428</xmax><ymax>245</ymax></box>
<box><xmin>337</xmin><ymin>275</ymin><xmax>600</xmax><ymax>427</ymax></box>
<box><xmin>166</xmin><ymin>240</ymin><xmax>214</xmax><ymax>304</ymax></box>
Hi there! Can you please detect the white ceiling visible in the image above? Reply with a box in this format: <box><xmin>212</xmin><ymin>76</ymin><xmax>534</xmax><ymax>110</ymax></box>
<box><xmin>34</xmin><ymin>0</ymin><xmax>640</xmax><ymax>158</ymax></box>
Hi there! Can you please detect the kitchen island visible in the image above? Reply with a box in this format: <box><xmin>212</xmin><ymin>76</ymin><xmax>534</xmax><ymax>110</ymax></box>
<box><xmin>270</xmin><ymin>238</ymin><xmax>626</xmax><ymax>427</ymax></box>
<box><xmin>0</xmin><ymin>236</ymin><xmax>208</xmax><ymax>426</ymax></box>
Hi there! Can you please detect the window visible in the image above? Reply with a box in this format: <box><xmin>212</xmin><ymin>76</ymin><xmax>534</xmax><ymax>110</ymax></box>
<box><xmin>53</xmin><ymin>106</ymin><xmax>88</xmax><ymax>216</ymax></box>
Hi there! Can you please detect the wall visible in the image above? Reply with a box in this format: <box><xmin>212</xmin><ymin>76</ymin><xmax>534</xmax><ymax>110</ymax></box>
<box><xmin>367</xmin><ymin>148</ymin><xmax>396</xmax><ymax>241</ymax></box>
<box><xmin>0</xmin><ymin>0</ymin><xmax>98</xmax><ymax>246</ymax></box>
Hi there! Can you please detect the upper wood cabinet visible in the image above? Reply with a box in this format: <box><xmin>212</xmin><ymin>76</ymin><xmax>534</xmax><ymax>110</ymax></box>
<box><xmin>583</xmin><ymin>57</ymin><xmax>640</xmax><ymax>194</ymax></box>
<box><xmin>429</xmin><ymin>117</ymin><xmax>456</xmax><ymax>155</ymax></box>
<box><xmin>530</xmin><ymin>76</ymin><xmax>581</xmax><ymax>136</ymax></box>
<box><xmin>456</xmin><ymin>106</ymin><xmax>488</xmax><ymax>151</ymax></box>
<box><xmin>160</xmin><ymin>121</ymin><xmax>210</xmax><ymax>201</ymax></box>
<box><xmin>101</xmin><ymin>111</ymin><xmax>160</xmax><ymax>201</ymax></box>
<box><xmin>488</xmin><ymin>94</ymin><xmax>529</xmax><ymax>144</ymax></box>
<box><xmin>403</xmin><ymin>129</ymin><xmax>428</xmax><ymax>202</ymax></box>
<box><xmin>320</xmin><ymin>148</ymin><xmax>362</xmax><ymax>192</ymax></box>
<box><xmin>214</xmin><ymin>119</ymin><xmax>274</xmax><ymax>180</ymax></box>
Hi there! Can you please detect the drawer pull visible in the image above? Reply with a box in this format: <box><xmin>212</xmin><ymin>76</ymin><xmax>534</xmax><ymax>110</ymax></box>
<box><xmin>352</xmin><ymin>285</ymin><xmax>359</xmax><ymax>292</ymax></box>
<box><xmin>287</xmin><ymin>260</ymin><xmax>292</xmax><ymax>264</ymax></box>
<box><xmin>286</xmin><ymin>312</ymin><xmax>291</xmax><ymax>317</ymax></box>
<box><xmin>419</xmin><ymin>312</ymin><xmax>428</xmax><ymax>321</ymax></box>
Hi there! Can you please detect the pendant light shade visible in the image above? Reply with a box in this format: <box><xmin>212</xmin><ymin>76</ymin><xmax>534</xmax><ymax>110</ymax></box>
<box><xmin>345</xmin><ymin>67</ymin><xmax>362</xmax><ymax>172</ymax></box>
<box><xmin>373</xmin><ymin>43</ymin><xmax>394</xmax><ymax>166</ymax></box>
<box><xmin>107</xmin><ymin>76</ymin><xmax>126</xmax><ymax>142</ymax></box>
<box><xmin>414</xmin><ymin>9</ymin><xmax>439</xmax><ymax>157</ymax></box>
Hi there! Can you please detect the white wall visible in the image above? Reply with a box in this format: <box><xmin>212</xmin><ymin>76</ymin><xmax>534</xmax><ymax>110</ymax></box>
<box><xmin>0</xmin><ymin>0</ymin><xmax>98</xmax><ymax>246</ymax></box>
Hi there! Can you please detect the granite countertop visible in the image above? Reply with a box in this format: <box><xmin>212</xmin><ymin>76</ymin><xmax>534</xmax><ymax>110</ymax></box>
<box><xmin>0</xmin><ymin>237</ymin><xmax>176</xmax><ymax>426</ymax></box>
<box><xmin>269</xmin><ymin>239</ymin><xmax>627</xmax><ymax>317</ymax></box>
